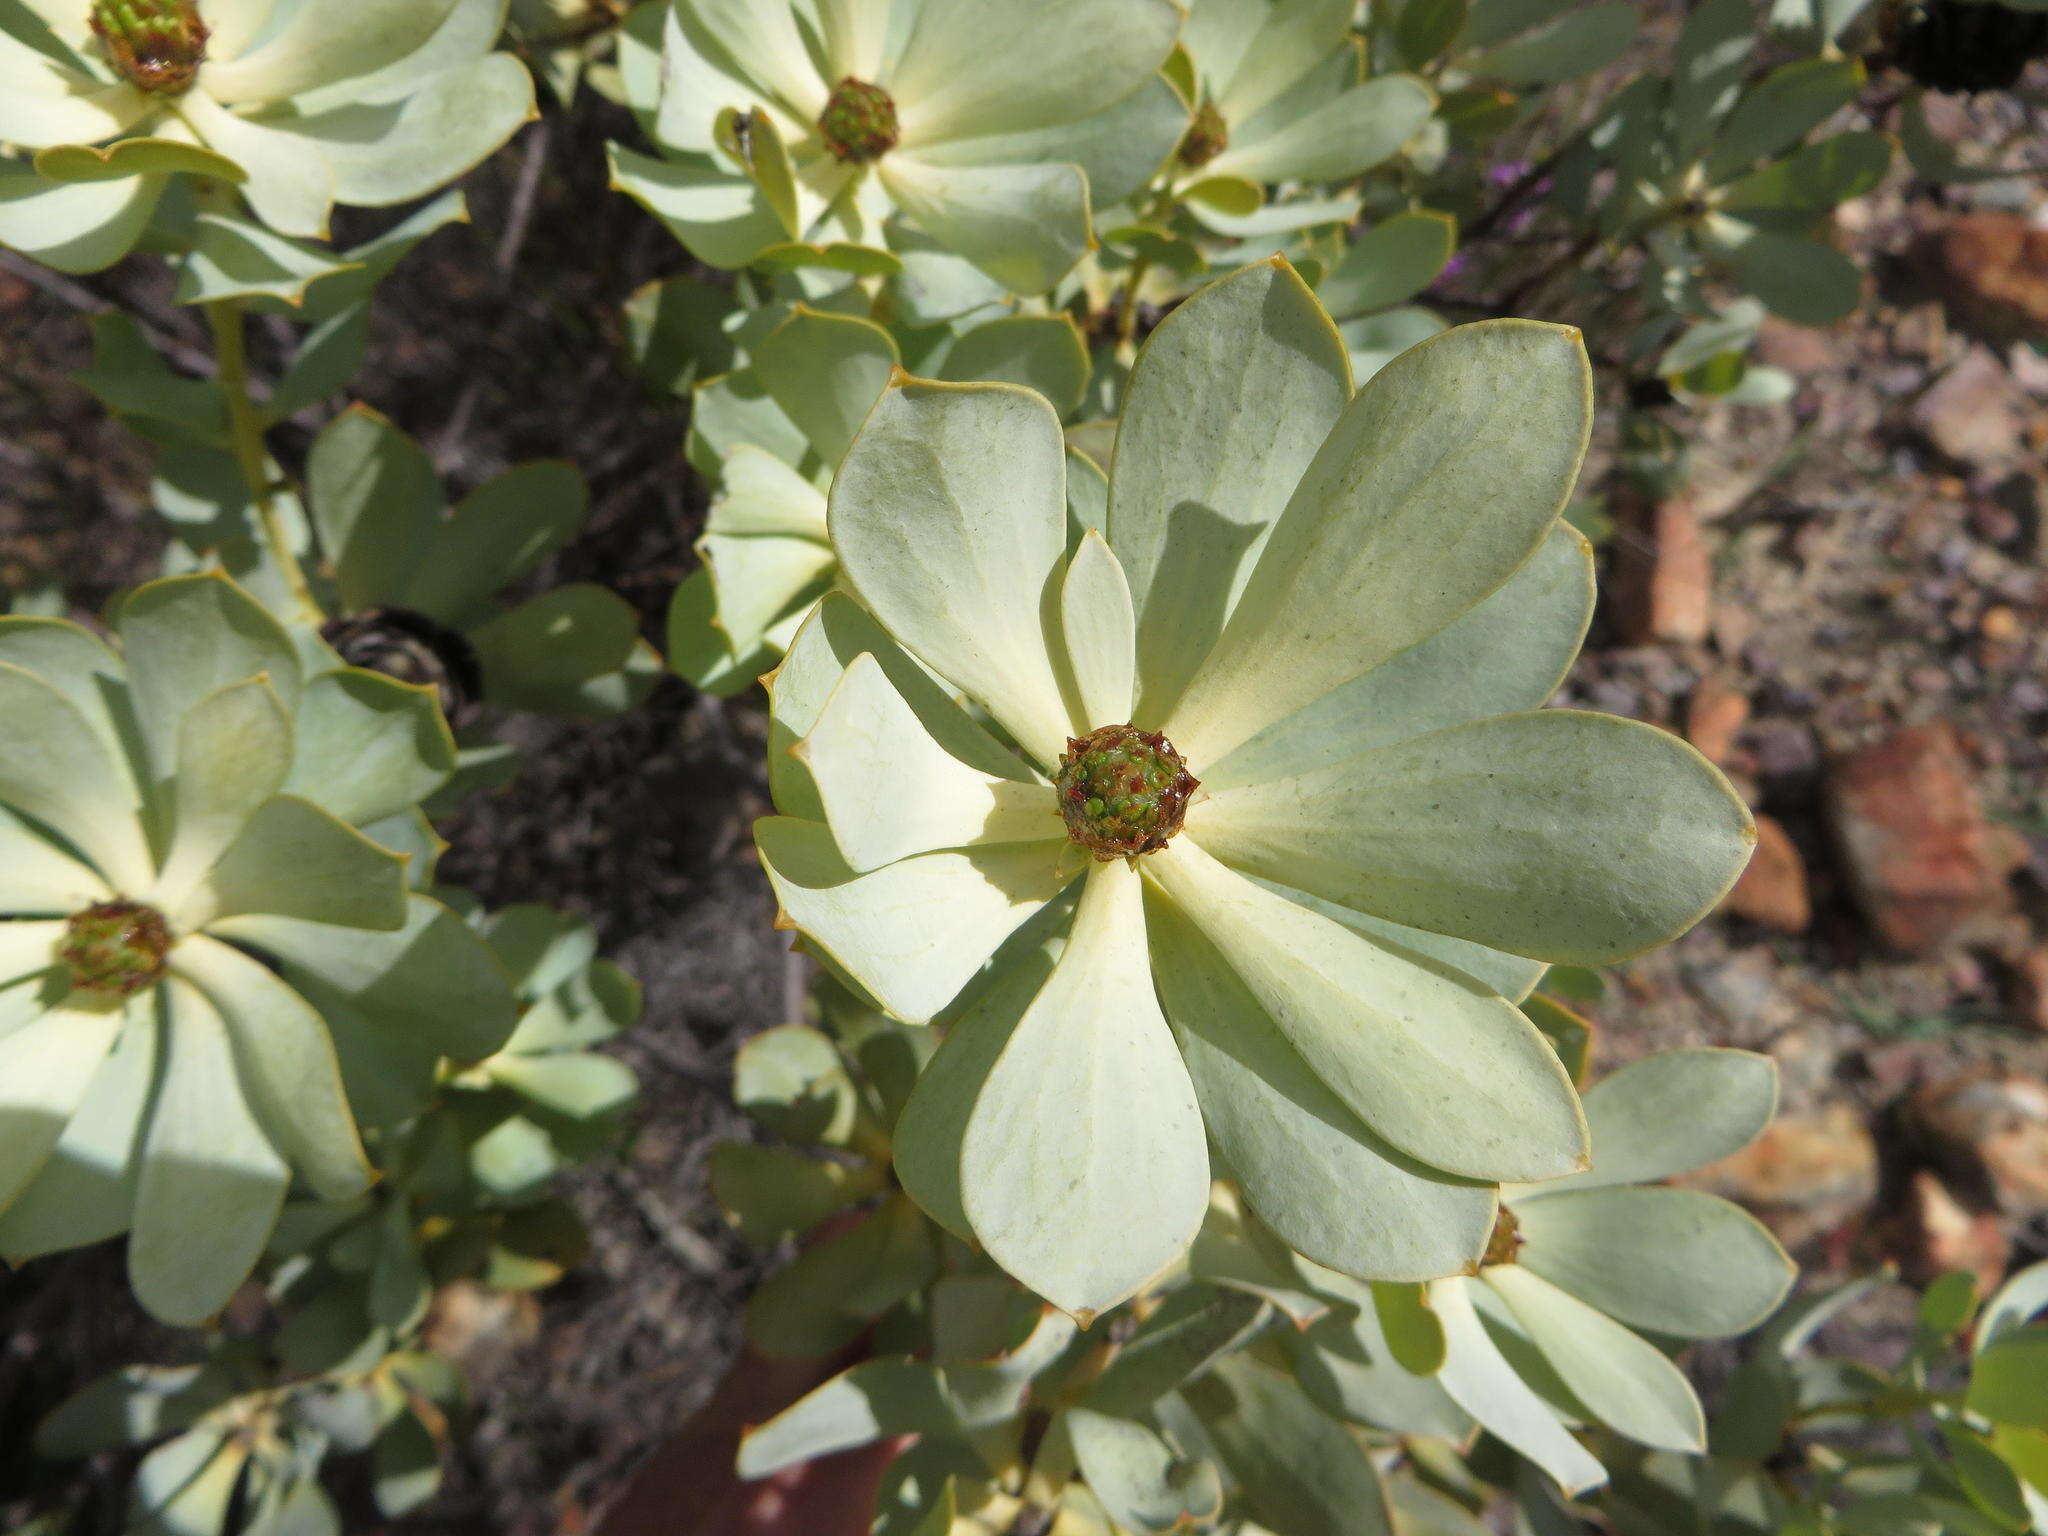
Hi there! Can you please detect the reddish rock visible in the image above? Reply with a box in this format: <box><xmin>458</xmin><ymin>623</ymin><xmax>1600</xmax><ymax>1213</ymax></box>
<box><xmin>1910</xmin><ymin>349</ymin><xmax>2031</xmax><ymax>472</ymax></box>
<box><xmin>1677</xmin><ymin>1102</ymin><xmax>1877</xmax><ymax>1248</ymax></box>
<box><xmin>1724</xmin><ymin>814</ymin><xmax>1811</xmax><ymax>934</ymax></box>
<box><xmin>1907</xmin><ymin>1071</ymin><xmax>2048</xmax><ymax>1220</ymax></box>
<box><xmin>1825</xmin><ymin>723</ymin><xmax>2023</xmax><ymax>955</ymax></box>
<box><xmin>1899</xmin><ymin>1169</ymin><xmax>2008</xmax><ymax>1292</ymax></box>
<box><xmin>1612</xmin><ymin>488</ymin><xmax>1712</xmax><ymax>645</ymax></box>
<box><xmin>1685</xmin><ymin>674</ymin><xmax>1751</xmax><ymax>766</ymax></box>
<box><xmin>1911</xmin><ymin>211</ymin><xmax>2048</xmax><ymax>348</ymax></box>
<box><xmin>2008</xmin><ymin>946</ymin><xmax>2048</xmax><ymax>1033</ymax></box>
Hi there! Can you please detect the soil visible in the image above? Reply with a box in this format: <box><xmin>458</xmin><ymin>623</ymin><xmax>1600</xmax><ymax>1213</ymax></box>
<box><xmin>2</xmin><ymin>50</ymin><xmax>2046</xmax><ymax>1536</ymax></box>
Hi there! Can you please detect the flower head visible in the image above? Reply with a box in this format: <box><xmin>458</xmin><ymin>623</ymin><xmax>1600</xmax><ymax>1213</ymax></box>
<box><xmin>757</xmin><ymin>260</ymin><xmax>1755</xmax><ymax>1321</ymax></box>
<box><xmin>0</xmin><ymin>0</ymin><xmax>535</xmax><ymax>271</ymax></box>
<box><xmin>0</xmin><ymin>575</ymin><xmax>516</xmax><ymax>1326</ymax></box>
<box><xmin>610</xmin><ymin>0</ymin><xmax>1188</xmax><ymax>292</ymax></box>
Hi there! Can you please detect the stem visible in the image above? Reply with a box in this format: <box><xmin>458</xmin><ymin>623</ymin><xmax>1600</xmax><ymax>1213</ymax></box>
<box><xmin>203</xmin><ymin>299</ymin><xmax>321</xmax><ymax>624</ymax></box>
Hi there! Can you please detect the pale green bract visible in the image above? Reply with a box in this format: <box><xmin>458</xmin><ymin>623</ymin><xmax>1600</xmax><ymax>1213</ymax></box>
<box><xmin>607</xmin><ymin>0</ymin><xmax>1188</xmax><ymax>292</ymax></box>
<box><xmin>0</xmin><ymin>574</ymin><xmax>517</xmax><ymax>1327</ymax></box>
<box><xmin>755</xmin><ymin>258</ymin><xmax>1757</xmax><ymax>1321</ymax></box>
<box><xmin>0</xmin><ymin>0</ymin><xmax>534</xmax><ymax>271</ymax></box>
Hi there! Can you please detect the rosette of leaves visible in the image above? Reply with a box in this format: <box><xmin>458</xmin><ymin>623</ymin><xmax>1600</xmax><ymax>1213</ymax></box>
<box><xmin>1161</xmin><ymin>0</ymin><xmax>1437</xmax><ymax>228</ymax></box>
<box><xmin>0</xmin><ymin>573</ymin><xmax>518</xmax><ymax>1325</ymax></box>
<box><xmin>34</xmin><ymin>1340</ymin><xmax>465</xmax><ymax>1531</ymax></box>
<box><xmin>754</xmin><ymin>257</ymin><xmax>1756</xmax><ymax>1322</ymax></box>
<box><xmin>666</xmin><ymin>300</ymin><xmax>1093</xmax><ymax>695</ymax></box>
<box><xmin>606</xmin><ymin>0</ymin><xmax>1188</xmax><ymax>293</ymax></box>
<box><xmin>0</xmin><ymin>0</ymin><xmax>534</xmax><ymax>273</ymax></box>
<box><xmin>710</xmin><ymin>981</ymin><xmax>954</xmax><ymax>1357</ymax></box>
<box><xmin>1374</xmin><ymin>1049</ymin><xmax>1796</xmax><ymax>1496</ymax></box>
<box><xmin>1552</xmin><ymin>0</ymin><xmax>1890</xmax><ymax>328</ymax></box>
<box><xmin>286</xmin><ymin>407</ymin><xmax>661</xmax><ymax>719</ymax></box>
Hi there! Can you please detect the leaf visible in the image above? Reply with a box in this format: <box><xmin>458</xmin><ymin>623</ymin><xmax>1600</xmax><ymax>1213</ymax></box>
<box><xmin>1548</xmin><ymin>1047</ymin><xmax>1778</xmax><ymax>1189</ymax></box>
<box><xmin>34</xmin><ymin>137</ymin><xmax>243</xmax><ymax>185</ymax></box>
<box><xmin>467</xmin><ymin>585</ymin><xmax>659</xmax><ymax>717</ymax></box>
<box><xmin>305</xmin><ymin>408</ymin><xmax>441</xmax><ymax>613</ymax></box>
<box><xmin>877</xmin><ymin>154</ymin><xmax>1092</xmax><ymax>297</ymax></box>
<box><xmin>1108</xmin><ymin>259</ymin><xmax>1351</xmax><ymax>730</ymax></box>
<box><xmin>1147</xmin><ymin>839</ymin><xmax>1590</xmax><ymax>1184</ymax></box>
<box><xmin>1719</xmin><ymin>131</ymin><xmax>1891</xmax><ymax>216</ymax></box>
<box><xmin>1970</xmin><ymin>1327</ymin><xmax>2048</xmax><ymax>1428</ymax></box>
<box><xmin>372</xmin><ymin>1408</ymin><xmax>444</xmax><ymax>1519</ymax></box>
<box><xmin>1706</xmin><ymin>58</ymin><xmax>1866</xmax><ymax>181</ymax></box>
<box><xmin>1726</xmin><ymin>229</ymin><xmax>1863</xmax><ymax>326</ymax></box>
<box><xmin>710</xmin><ymin>1142</ymin><xmax>877</xmax><ymax>1245</ymax></box>
<box><xmin>940</xmin><ymin>315</ymin><xmax>1091</xmax><ymax>420</ymax></box>
<box><xmin>283</xmin><ymin>668</ymin><xmax>455</xmax><ymax>828</ymax></box>
<box><xmin>172</xmin><ymin>210</ymin><xmax>361</xmax><ymax>307</ymax></box>
<box><xmin>1197</xmin><ymin>710</ymin><xmax>1754</xmax><ymax>965</ymax></box>
<box><xmin>732</xmin><ymin>1025</ymin><xmax>862</xmax><ymax>1146</ymax></box>
<box><xmin>1374</xmin><ymin>1281</ymin><xmax>1448</xmax><ymax>1374</ymax></box>
<box><xmin>0</xmin><ymin>1001</ymin><xmax>125</xmax><ymax>1224</ymax></box>
<box><xmin>1080</xmin><ymin>1285</ymin><xmax>1270</xmax><ymax>1416</ymax></box>
<box><xmin>1319</xmin><ymin>210</ymin><xmax>1458</xmax><ymax>318</ymax></box>
<box><xmin>1162</xmin><ymin>319</ymin><xmax>1591</xmax><ymax>768</ymax></box>
<box><xmin>401</xmin><ymin>460</ymin><xmax>590</xmax><ymax>630</ymax></box>
<box><xmin>1512</xmin><ymin>1185</ymin><xmax>1795</xmax><ymax>1338</ymax></box>
<box><xmin>959</xmin><ymin>861</ymin><xmax>1209</xmax><ymax>1322</ymax></box>
<box><xmin>1065</xmin><ymin>1409</ymin><xmax>1224</xmax><ymax>1534</ymax></box>
<box><xmin>828</xmin><ymin>375</ymin><xmax>1074</xmax><ymax>766</ymax></box>
<box><xmin>1464</xmin><ymin>2</ymin><xmax>1637</xmax><ymax>82</ymax></box>
<box><xmin>1431</xmin><ymin>1276</ymin><xmax>1607</xmax><ymax>1494</ymax></box>
<box><xmin>753</xmin><ymin>306</ymin><xmax>899</xmax><ymax>468</ymax></box>
<box><xmin>191</xmin><ymin>794</ymin><xmax>409</xmax><ymax>931</ymax></box>
<box><xmin>0</xmin><ymin>659</ymin><xmax>151</xmax><ymax>890</ymax></box>
<box><xmin>1187</xmin><ymin>1354</ymin><xmax>1396</xmax><ymax>1536</ymax></box>
<box><xmin>1057</xmin><ymin>530</ymin><xmax>1137</xmax><ymax>733</ymax></box>
<box><xmin>1980</xmin><ymin>1261</ymin><xmax>2048</xmax><ymax>1353</ymax></box>
<box><xmin>1397</xmin><ymin>0</ymin><xmax>1470</xmax><ymax>64</ymax></box>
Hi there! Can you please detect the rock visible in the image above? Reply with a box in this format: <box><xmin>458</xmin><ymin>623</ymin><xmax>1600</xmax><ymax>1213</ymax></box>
<box><xmin>1677</xmin><ymin>1102</ymin><xmax>1878</xmax><ymax>1249</ymax></box>
<box><xmin>1910</xmin><ymin>349</ymin><xmax>2031</xmax><ymax>472</ymax></box>
<box><xmin>1754</xmin><ymin>315</ymin><xmax>1839</xmax><ymax>376</ymax></box>
<box><xmin>1825</xmin><ymin>723</ymin><xmax>2024</xmax><ymax>955</ymax></box>
<box><xmin>1910</xmin><ymin>211</ymin><xmax>2048</xmax><ymax>349</ymax></box>
<box><xmin>1685</xmin><ymin>674</ymin><xmax>1750</xmax><ymax>766</ymax></box>
<box><xmin>1906</xmin><ymin>1071</ymin><xmax>2048</xmax><ymax>1219</ymax></box>
<box><xmin>1898</xmin><ymin>1170</ymin><xmax>2007</xmax><ymax>1292</ymax></box>
<box><xmin>1723</xmin><ymin>815</ymin><xmax>1811</xmax><ymax>934</ymax></box>
<box><xmin>1612</xmin><ymin>487</ymin><xmax>1713</xmax><ymax>645</ymax></box>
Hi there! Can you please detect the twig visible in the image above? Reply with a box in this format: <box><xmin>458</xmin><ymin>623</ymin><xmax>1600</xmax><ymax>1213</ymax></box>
<box><xmin>495</xmin><ymin>121</ymin><xmax>553</xmax><ymax>289</ymax></box>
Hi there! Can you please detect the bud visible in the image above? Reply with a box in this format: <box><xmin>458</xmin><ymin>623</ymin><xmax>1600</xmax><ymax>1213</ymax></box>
<box><xmin>1055</xmin><ymin>724</ymin><xmax>1198</xmax><ymax>861</ymax></box>
<box><xmin>1177</xmin><ymin>99</ymin><xmax>1228</xmax><ymax>170</ymax></box>
<box><xmin>816</xmin><ymin>76</ymin><xmax>900</xmax><ymax>164</ymax></box>
<box><xmin>60</xmin><ymin>900</ymin><xmax>172</xmax><ymax>999</ymax></box>
<box><xmin>1482</xmin><ymin>1205</ymin><xmax>1524</xmax><ymax>1268</ymax></box>
<box><xmin>91</xmin><ymin>0</ymin><xmax>209</xmax><ymax>94</ymax></box>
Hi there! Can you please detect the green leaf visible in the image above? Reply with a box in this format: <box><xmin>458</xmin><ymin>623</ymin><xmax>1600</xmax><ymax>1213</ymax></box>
<box><xmin>1203</xmin><ymin>520</ymin><xmax>1592</xmax><ymax>790</ymax></box>
<box><xmin>1108</xmin><ymin>259</ymin><xmax>1351</xmax><ymax>730</ymax></box>
<box><xmin>467</xmin><ymin>584</ymin><xmax>658</xmax><ymax>717</ymax></box>
<box><xmin>828</xmin><ymin>375</ymin><xmax>1073</xmax><ymax>765</ymax></box>
<box><xmin>1080</xmin><ymin>1285</ymin><xmax>1270</xmax><ymax>1416</ymax></box>
<box><xmin>941</xmin><ymin>315</ymin><xmax>1091</xmax><ymax>420</ymax></box>
<box><xmin>1162</xmin><ymin>319</ymin><xmax>1591</xmax><ymax>768</ymax></box>
<box><xmin>1397</xmin><ymin>0</ymin><xmax>1471</xmax><ymax>65</ymax></box>
<box><xmin>1922</xmin><ymin>1270</ymin><xmax>1982</xmax><ymax>1338</ymax></box>
<box><xmin>401</xmin><ymin>461</ymin><xmax>590</xmax><ymax>630</ymax></box>
<box><xmin>1066</xmin><ymin>1408</ymin><xmax>1224</xmax><ymax>1534</ymax></box>
<box><xmin>1374</xmin><ymin>1281</ymin><xmax>1448</xmax><ymax>1374</ymax></box>
<box><xmin>0</xmin><ymin>659</ymin><xmax>151</xmax><ymax>891</ymax></box>
<box><xmin>1209</xmin><ymin>74</ymin><xmax>1436</xmax><ymax>185</ymax></box>
<box><xmin>283</xmin><ymin>668</ymin><xmax>455</xmax><ymax>828</ymax></box>
<box><xmin>732</xmin><ymin>1024</ymin><xmax>861</xmax><ymax>1146</ymax></box>
<box><xmin>1668</xmin><ymin>0</ymin><xmax>1754</xmax><ymax>158</ymax></box>
<box><xmin>1464</xmin><ymin>2</ymin><xmax>1637</xmax><ymax>82</ymax></box>
<box><xmin>69</xmin><ymin>313</ymin><xmax>225</xmax><ymax>441</ymax></box>
<box><xmin>1320</xmin><ymin>210</ymin><xmax>1457</xmax><ymax>318</ymax></box>
<box><xmin>172</xmin><ymin>211</ymin><xmax>362</xmax><ymax>307</ymax></box>
<box><xmin>372</xmin><ymin>1408</ymin><xmax>443</xmax><ymax>1519</ymax></box>
<box><xmin>265</xmin><ymin>304</ymin><xmax>369</xmax><ymax>423</ymax></box>
<box><xmin>960</xmin><ymin>861</ymin><xmax>1209</xmax><ymax>1321</ymax></box>
<box><xmin>1431</xmin><ymin>1275</ymin><xmax>1606</xmax><ymax>1494</ymax></box>
<box><xmin>800</xmin><ymin>651</ymin><xmax>1052</xmax><ymax>876</ymax></box>
<box><xmin>754</xmin><ymin>306</ymin><xmax>899</xmax><ymax>469</ymax></box>
<box><xmin>745</xmin><ymin>1193</ymin><xmax>938</xmax><ymax>1357</ymax></box>
<box><xmin>34</xmin><ymin>137</ymin><xmax>244</xmax><ymax>185</ymax></box>
<box><xmin>1706</xmin><ymin>58</ymin><xmax>1866</xmax><ymax>182</ymax></box>
<box><xmin>1187</xmin><ymin>1354</ymin><xmax>1396</xmax><ymax>1536</ymax></box>
<box><xmin>130</xmin><ymin>980</ymin><xmax>289</xmax><ymax>1325</ymax></box>
<box><xmin>1719</xmin><ymin>130</ymin><xmax>1891</xmax><ymax>216</ymax></box>
<box><xmin>192</xmin><ymin>794</ymin><xmax>409</xmax><ymax>931</ymax></box>
<box><xmin>1286</xmin><ymin>1293</ymin><xmax>1472</xmax><ymax>1437</ymax></box>
<box><xmin>1196</xmin><ymin>710</ymin><xmax>1754</xmax><ymax>965</ymax></box>
<box><xmin>488</xmin><ymin>1051</ymin><xmax>637</xmax><ymax>1121</ymax></box>
<box><xmin>305</xmin><ymin>407</ymin><xmax>441</xmax><ymax>614</ymax></box>
<box><xmin>153</xmin><ymin>677</ymin><xmax>292</xmax><ymax>906</ymax></box>
<box><xmin>1726</xmin><ymin>229</ymin><xmax>1863</xmax><ymax>326</ymax></box>
<box><xmin>1340</xmin><ymin>304</ymin><xmax>1447</xmax><ymax>381</ymax></box>
<box><xmin>172</xmin><ymin>933</ymin><xmax>370</xmax><ymax>1203</ymax></box>
<box><xmin>1513</xmin><ymin>1185</ymin><xmax>1794</xmax><ymax>1338</ymax></box>
<box><xmin>214</xmin><ymin>893</ymin><xmax>518</xmax><ymax>1064</ymax></box>
<box><xmin>1523</xmin><ymin>994</ymin><xmax>1594</xmax><ymax>1084</ymax></box>
<box><xmin>1553</xmin><ymin>1047</ymin><xmax>1778</xmax><ymax>1189</ymax></box>
<box><xmin>0</xmin><ymin>165</ymin><xmax>164</xmax><ymax>276</ymax></box>
<box><xmin>1980</xmin><ymin>1262</ymin><xmax>2048</xmax><ymax>1353</ymax></box>
<box><xmin>710</xmin><ymin>1142</ymin><xmax>877</xmax><ymax>1245</ymax></box>
<box><xmin>0</xmin><ymin>1001</ymin><xmax>125</xmax><ymax>1214</ymax></box>
<box><xmin>878</xmin><ymin>155</ymin><xmax>1092</xmax><ymax>296</ymax></box>
<box><xmin>1971</xmin><ymin>1327</ymin><xmax>2048</xmax><ymax>1428</ymax></box>
<box><xmin>1147</xmin><ymin>840</ymin><xmax>1589</xmax><ymax>1183</ymax></box>
<box><xmin>35</xmin><ymin>1364</ymin><xmax>232</xmax><ymax>1459</ymax></box>
<box><xmin>1146</xmin><ymin>889</ymin><xmax>1497</xmax><ymax>1279</ymax></box>
<box><xmin>623</xmin><ymin>274</ymin><xmax>738</xmax><ymax>398</ymax></box>
<box><xmin>1943</xmin><ymin>1424</ymin><xmax>2032</xmax><ymax>1533</ymax></box>
<box><xmin>1483</xmin><ymin>1264</ymin><xmax>1706</xmax><ymax>1452</ymax></box>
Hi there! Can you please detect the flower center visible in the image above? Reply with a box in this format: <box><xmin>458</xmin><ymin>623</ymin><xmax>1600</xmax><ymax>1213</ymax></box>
<box><xmin>1482</xmin><ymin>1205</ymin><xmax>1523</xmax><ymax>1268</ymax></box>
<box><xmin>91</xmin><ymin>0</ymin><xmax>208</xmax><ymax>94</ymax></box>
<box><xmin>1054</xmin><ymin>725</ymin><xmax>1198</xmax><ymax>861</ymax></box>
<box><xmin>1178</xmin><ymin>99</ymin><xmax>1228</xmax><ymax>170</ymax></box>
<box><xmin>816</xmin><ymin>76</ymin><xmax>899</xmax><ymax>163</ymax></box>
<box><xmin>59</xmin><ymin>900</ymin><xmax>172</xmax><ymax>998</ymax></box>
